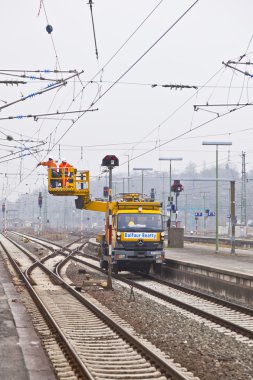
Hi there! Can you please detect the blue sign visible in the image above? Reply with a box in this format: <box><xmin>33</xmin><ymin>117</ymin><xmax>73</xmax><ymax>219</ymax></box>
<box><xmin>195</xmin><ymin>212</ymin><xmax>203</xmax><ymax>217</ymax></box>
<box><xmin>208</xmin><ymin>211</ymin><xmax>215</xmax><ymax>216</ymax></box>
<box><xmin>171</xmin><ymin>204</ymin><xmax>176</xmax><ymax>213</ymax></box>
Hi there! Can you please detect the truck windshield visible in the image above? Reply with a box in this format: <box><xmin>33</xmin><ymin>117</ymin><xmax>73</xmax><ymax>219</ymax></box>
<box><xmin>118</xmin><ymin>213</ymin><xmax>163</xmax><ymax>231</ymax></box>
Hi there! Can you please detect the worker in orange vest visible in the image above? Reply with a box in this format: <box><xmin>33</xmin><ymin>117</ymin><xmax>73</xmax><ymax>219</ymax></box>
<box><xmin>59</xmin><ymin>158</ymin><xmax>73</xmax><ymax>187</ymax></box>
<box><xmin>37</xmin><ymin>156</ymin><xmax>59</xmax><ymax>188</ymax></box>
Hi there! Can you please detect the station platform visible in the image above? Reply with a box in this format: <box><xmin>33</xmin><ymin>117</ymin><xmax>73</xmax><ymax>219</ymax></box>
<box><xmin>165</xmin><ymin>242</ymin><xmax>253</xmax><ymax>277</ymax></box>
<box><xmin>0</xmin><ymin>254</ymin><xmax>56</xmax><ymax>379</ymax></box>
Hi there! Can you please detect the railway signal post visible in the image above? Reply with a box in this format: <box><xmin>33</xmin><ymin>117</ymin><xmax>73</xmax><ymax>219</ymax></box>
<box><xmin>102</xmin><ymin>155</ymin><xmax>119</xmax><ymax>290</ymax></box>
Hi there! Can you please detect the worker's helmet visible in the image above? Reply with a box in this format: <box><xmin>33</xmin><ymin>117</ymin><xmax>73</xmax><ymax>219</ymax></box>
<box><xmin>48</xmin><ymin>156</ymin><xmax>53</xmax><ymax>160</ymax></box>
<box><xmin>62</xmin><ymin>158</ymin><xmax>67</xmax><ymax>162</ymax></box>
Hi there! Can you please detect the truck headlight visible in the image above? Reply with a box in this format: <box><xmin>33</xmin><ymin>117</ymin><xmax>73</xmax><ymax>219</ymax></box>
<box><xmin>161</xmin><ymin>231</ymin><xmax>165</xmax><ymax>241</ymax></box>
<box><xmin>155</xmin><ymin>254</ymin><xmax>162</xmax><ymax>262</ymax></box>
<box><xmin>116</xmin><ymin>232</ymin><xmax>121</xmax><ymax>241</ymax></box>
<box><xmin>116</xmin><ymin>254</ymin><xmax>125</xmax><ymax>260</ymax></box>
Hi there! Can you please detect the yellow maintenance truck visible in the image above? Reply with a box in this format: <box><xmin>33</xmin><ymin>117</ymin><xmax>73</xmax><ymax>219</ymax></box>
<box><xmin>48</xmin><ymin>168</ymin><xmax>165</xmax><ymax>274</ymax></box>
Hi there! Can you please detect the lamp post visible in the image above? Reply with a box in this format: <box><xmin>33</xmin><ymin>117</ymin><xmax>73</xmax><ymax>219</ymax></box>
<box><xmin>159</xmin><ymin>158</ymin><xmax>183</xmax><ymax>222</ymax></box>
<box><xmin>202</xmin><ymin>141</ymin><xmax>232</xmax><ymax>253</ymax></box>
<box><xmin>133</xmin><ymin>168</ymin><xmax>153</xmax><ymax>197</ymax></box>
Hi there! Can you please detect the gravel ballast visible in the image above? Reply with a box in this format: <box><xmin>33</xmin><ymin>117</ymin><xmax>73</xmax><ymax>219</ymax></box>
<box><xmin>66</xmin><ymin>261</ymin><xmax>253</xmax><ymax>380</ymax></box>
<box><xmin>8</xmin><ymin>233</ymin><xmax>253</xmax><ymax>380</ymax></box>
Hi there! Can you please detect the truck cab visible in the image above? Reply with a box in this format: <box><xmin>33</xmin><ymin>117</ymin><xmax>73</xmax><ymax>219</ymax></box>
<box><xmin>100</xmin><ymin>195</ymin><xmax>165</xmax><ymax>274</ymax></box>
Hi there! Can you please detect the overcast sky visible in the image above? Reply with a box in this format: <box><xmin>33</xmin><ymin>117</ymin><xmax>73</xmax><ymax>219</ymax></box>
<box><xmin>1</xmin><ymin>1</ymin><xmax>253</xmax><ymax>200</ymax></box>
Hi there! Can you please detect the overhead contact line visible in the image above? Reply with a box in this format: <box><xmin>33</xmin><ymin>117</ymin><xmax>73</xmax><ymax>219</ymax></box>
<box><xmin>0</xmin><ymin>71</ymin><xmax>83</xmax><ymax>112</ymax></box>
<box><xmin>0</xmin><ymin>108</ymin><xmax>98</xmax><ymax>122</ymax></box>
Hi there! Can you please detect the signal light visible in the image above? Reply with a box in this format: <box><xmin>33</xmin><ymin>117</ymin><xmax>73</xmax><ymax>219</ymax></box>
<box><xmin>171</xmin><ymin>180</ymin><xmax>184</xmax><ymax>193</ymax></box>
<box><xmin>102</xmin><ymin>155</ymin><xmax>119</xmax><ymax>167</ymax></box>
<box><xmin>103</xmin><ymin>186</ymin><xmax>109</xmax><ymax>197</ymax></box>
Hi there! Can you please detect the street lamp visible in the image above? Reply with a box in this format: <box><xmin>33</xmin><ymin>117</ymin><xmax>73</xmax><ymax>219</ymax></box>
<box><xmin>133</xmin><ymin>168</ymin><xmax>153</xmax><ymax>197</ymax></box>
<box><xmin>202</xmin><ymin>141</ymin><xmax>232</xmax><ymax>253</ymax></box>
<box><xmin>159</xmin><ymin>158</ymin><xmax>183</xmax><ymax>222</ymax></box>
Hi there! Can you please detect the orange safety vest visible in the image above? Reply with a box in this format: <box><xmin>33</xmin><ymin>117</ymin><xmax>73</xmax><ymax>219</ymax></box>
<box><xmin>59</xmin><ymin>162</ymin><xmax>72</xmax><ymax>176</ymax></box>
<box><xmin>39</xmin><ymin>160</ymin><xmax>57</xmax><ymax>169</ymax></box>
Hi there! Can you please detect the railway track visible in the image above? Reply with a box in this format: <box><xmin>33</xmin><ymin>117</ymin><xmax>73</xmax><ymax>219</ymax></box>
<box><xmin>11</xmin><ymin>232</ymin><xmax>253</xmax><ymax>344</ymax></box>
<box><xmin>74</xmin><ymin>241</ymin><xmax>253</xmax><ymax>345</ymax></box>
<box><xmin>0</xmin><ymin>232</ymin><xmax>197</xmax><ymax>380</ymax></box>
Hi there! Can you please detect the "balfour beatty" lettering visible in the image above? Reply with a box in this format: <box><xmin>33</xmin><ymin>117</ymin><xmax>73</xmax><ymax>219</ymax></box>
<box><xmin>124</xmin><ymin>232</ymin><xmax>157</xmax><ymax>239</ymax></box>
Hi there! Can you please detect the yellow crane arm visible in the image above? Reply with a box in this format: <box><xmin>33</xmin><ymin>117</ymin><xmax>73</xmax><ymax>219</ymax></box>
<box><xmin>83</xmin><ymin>200</ymin><xmax>108</xmax><ymax>212</ymax></box>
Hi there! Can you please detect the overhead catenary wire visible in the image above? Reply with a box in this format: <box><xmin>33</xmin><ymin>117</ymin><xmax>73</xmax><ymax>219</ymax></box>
<box><xmin>88</xmin><ymin>0</ymin><xmax>200</xmax><ymax>107</ymax></box>
<box><xmin>0</xmin><ymin>149</ymin><xmax>45</xmax><ymax>164</ymax></box>
<box><xmin>0</xmin><ymin>142</ymin><xmax>46</xmax><ymax>161</ymax></box>
<box><xmin>82</xmin><ymin>0</ymin><xmax>165</xmax><ymax>89</ymax></box>
<box><xmin>194</xmin><ymin>102</ymin><xmax>253</xmax><ymax>108</ymax></box>
<box><xmin>119</xmin><ymin>97</ymin><xmax>253</xmax><ymax>168</ymax></box>
<box><xmin>0</xmin><ymin>71</ymin><xmax>67</xmax><ymax>82</ymax></box>
<box><xmin>4</xmin><ymin>0</ymin><xmax>248</xmax><ymax>196</ymax></box>
<box><xmin>0</xmin><ymin>69</ymin><xmax>78</xmax><ymax>74</ymax></box>
<box><xmin>126</xmin><ymin>66</ymin><xmax>225</xmax><ymax>156</ymax></box>
<box><xmin>223</xmin><ymin>61</ymin><xmax>253</xmax><ymax>78</ymax></box>
<box><xmin>0</xmin><ymin>108</ymin><xmax>98</xmax><ymax>122</ymax></box>
<box><xmin>22</xmin><ymin>0</ymin><xmax>188</xmax><ymax>174</ymax></box>
<box><xmin>41</xmin><ymin>0</ymin><xmax>200</xmax><ymax>161</ymax></box>
<box><xmin>39</xmin><ymin>0</ymin><xmax>63</xmax><ymax>76</ymax></box>
<box><xmin>0</xmin><ymin>71</ymin><xmax>83</xmax><ymax>112</ymax></box>
<box><xmin>45</xmin><ymin>123</ymin><xmax>253</xmax><ymax>149</ymax></box>
<box><xmin>0</xmin><ymin>80</ymin><xmax>27</xmax><ymax>85</ymax></box>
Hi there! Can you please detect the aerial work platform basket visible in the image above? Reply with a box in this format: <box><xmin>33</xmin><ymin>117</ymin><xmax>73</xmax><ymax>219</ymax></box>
<box><xmin>48</xmin><ymin>167</ymin><xmax>90</xmax><ymax>199</ymax></box>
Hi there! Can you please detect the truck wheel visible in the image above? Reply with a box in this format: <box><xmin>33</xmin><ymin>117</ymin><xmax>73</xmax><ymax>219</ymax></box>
<box><xmin>153</xmin><ymin>263</ymin><xmax>162</xmax><ymax>274</ymax></box>
<box><xmin>143</xmin><ymin>265</ymin><xmax>151</xmax><ymax>275</ymax></box>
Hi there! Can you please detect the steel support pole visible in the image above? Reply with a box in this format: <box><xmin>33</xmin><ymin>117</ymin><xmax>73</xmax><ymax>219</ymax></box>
<box><xmin>107</xmin><ymin>166</ymin><xmax>113</xmax><ymax>290</ymax></box>
<box><xmin>3</xmin><ymin>201</ymin><xmax>6</xmax><ymax>235</ymax></box>
<box><xmin>141</xmin><ymin>170</ymin><xmax>144</xmax><ymax>198</ymax></box>
<box><xmin>127</xmin><ymin>157</ymin><xmax>130</xmax><ymax>193</ymax></box>
<box><xmin>184</xmin><ymin>194</ymin><xmax>188</xmax><ymax>232</ymax></box>
<box><xmin>230</xmin><ymin>180</ymin><xmax>236</xmax><ymax>254</ymax></box>
<box><xmin>215</xmin><ymin>145</ymin><xmax>219</xmax><ymax>253</ymax></box>
<box><xmin>169</xmin><ymin>161</ymin><xmax>172</xmax><ymax>221</ymax></box>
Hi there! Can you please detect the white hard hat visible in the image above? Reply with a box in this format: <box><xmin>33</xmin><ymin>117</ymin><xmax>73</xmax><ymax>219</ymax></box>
<box><xmin>62</xmin><ymin>158</ymin><xmax>67</xmax><ymax>162</ymax></box>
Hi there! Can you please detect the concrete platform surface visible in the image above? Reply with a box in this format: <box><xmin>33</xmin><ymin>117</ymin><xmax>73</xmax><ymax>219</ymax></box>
<box><xmin>165</xmin><ymin>242</ymin><xmax>253</xmax><ymax>276</ymax></box>
<box><xmin>0</xmin><ymin>253</ymin><xmax>56</xmax><ymax>380</ymax></box>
